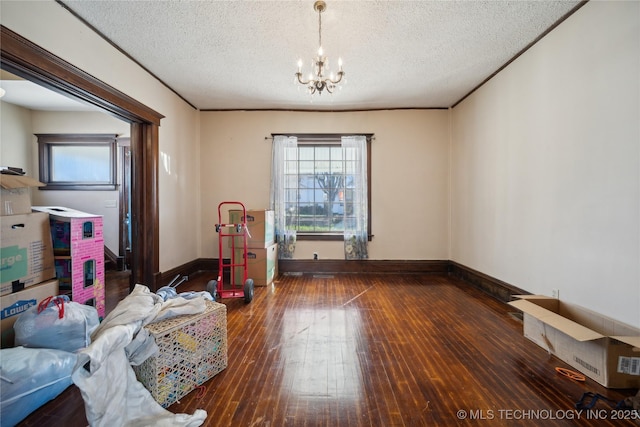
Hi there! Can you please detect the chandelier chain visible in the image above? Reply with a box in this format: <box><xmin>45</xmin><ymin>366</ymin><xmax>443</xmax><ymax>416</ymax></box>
<box><xmin>318</xmin><ymin>7</ymin><xmax>322</xmax><ymax>49</ymax></box>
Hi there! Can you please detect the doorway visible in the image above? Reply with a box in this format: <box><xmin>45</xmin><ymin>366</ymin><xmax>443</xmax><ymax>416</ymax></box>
<box><xmin>1</xmin><ymin>25</ymin><xmax>164</xmax><ymax>290</ymax></box>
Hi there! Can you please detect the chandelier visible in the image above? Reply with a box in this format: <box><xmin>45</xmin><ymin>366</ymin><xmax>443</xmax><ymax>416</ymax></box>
<box><xmin>295</xmin><ymin>1</ymin><xmax>345</xmax><ymax>95</ymax></box>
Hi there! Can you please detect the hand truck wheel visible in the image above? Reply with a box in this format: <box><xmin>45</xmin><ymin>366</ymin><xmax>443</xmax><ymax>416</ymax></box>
<box><xmin>243</xmin><ymin>278</ymin><xmax>254</xmax><ymax>304</ymax></box>
<box><xmin>207</xmin><ymin>280</ymin><xmax>219</xmax><ymax>301</ymax></box>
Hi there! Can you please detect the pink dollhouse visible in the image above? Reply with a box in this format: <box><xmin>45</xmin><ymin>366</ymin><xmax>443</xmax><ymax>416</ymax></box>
<box><xmin>32</xmin><ymin>206</ymin><xmax>105</xmax><ymax>318</ymax></box>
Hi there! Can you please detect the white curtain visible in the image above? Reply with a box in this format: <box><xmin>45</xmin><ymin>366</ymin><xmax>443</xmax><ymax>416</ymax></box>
<box><xmin>342</xmin><ymin>135</ymin><xmax>368</xmax><ymax>259</ymax></box>
<box><xmin>270</xmin><ymin>135</ymin><xmax>298</xmax><ymax>259</ymax></box>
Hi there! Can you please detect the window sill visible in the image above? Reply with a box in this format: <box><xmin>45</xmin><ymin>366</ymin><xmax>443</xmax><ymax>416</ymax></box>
<box><xmin>294</xmin><ymin>233</ymin><xmax>374</xmax><ymax>242</ymax></box>
<box><xmin>40</xmin><ymin>184</ymin><xmax>117</xmax><ymax>191</ymax></box>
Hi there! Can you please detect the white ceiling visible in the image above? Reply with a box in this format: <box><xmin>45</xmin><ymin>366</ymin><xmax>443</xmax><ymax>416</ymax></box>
<box><xmin>0</xmin><ymin>79</ymin><xmax>101</xmax><ymax>112</ymax></box>
<box><xmin>3</xmin><ymin>1</ymin><xmax>583</xmax><ymax>112</ymax></box>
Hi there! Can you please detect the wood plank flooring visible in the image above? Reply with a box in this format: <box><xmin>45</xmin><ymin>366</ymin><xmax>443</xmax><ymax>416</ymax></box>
<box><xmin>16</xmin><ymin>272</ymin><xmax>638</xmax><ymax>426</ymax></box>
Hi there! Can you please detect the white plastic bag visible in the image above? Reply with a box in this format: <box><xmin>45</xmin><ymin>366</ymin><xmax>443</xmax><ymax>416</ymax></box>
<box><xmin>0</xmin><ymin>346</ymin><xmax>76</xmax><ymax>426</ymax></box>
<box><xmin>14</xmin><ymin>295</ymin><xmax>99</xmax><ymax>353</ymax></box>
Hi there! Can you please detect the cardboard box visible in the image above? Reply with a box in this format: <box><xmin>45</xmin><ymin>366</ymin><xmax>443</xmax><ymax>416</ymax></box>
<box><xmin>233</xmin><ymin>243</ymin><xmax>278</xmax><ymax>286</ymax></box>
<box><xmin>509</xmin><ymin>295</ymin><xmax>640</xmax><ymax>388</ymax></box>
<box><xmin>0</xmin><ymin>278</ymin><xmax>59</xmax><ymax>348</ymax></box>
<box><xmin>0</xmin><ymin>174</ymin><xmax>44</xmax><ymax>216</ymax></box>
<box><xmin>0</xmin><ymin>212</ymin><xmax>56</xmax><ymax>295</ymax></box>
<box><xmin>228</xmin><ymin>209</ymin><xmax>275</xmax><ymax>249</ymax></box>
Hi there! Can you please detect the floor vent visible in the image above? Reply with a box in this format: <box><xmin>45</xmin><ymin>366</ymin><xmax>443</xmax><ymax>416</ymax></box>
<box><xmin>284</xmin><ymin>272</ymin><xmax>303</xmax><ymax>276</ymax></box>
<box><xmin>313</xmin><ymin>274</ymin><xmax>335</xmax><ymax>279</ymax></box>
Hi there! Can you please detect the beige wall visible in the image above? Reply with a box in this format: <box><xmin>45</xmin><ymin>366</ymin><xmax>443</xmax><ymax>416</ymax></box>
<box><xmin>0</xmin><ymin>101</ymin><xmax>32</xmax><ymax>172</ymax></box>
<box><xmin>1</xmin><ymin>0</ymin><xmax>202</xmax><ymax>273</ymax></box>
<box><xmin>199</xmin><ymin>110</ymin><xmax>451</xmax><ymax>260</ymax></box>
<box><xmin>450</xmin><ymin>1</ymin><xmax>639</xmax><ymax>327</ymax></box>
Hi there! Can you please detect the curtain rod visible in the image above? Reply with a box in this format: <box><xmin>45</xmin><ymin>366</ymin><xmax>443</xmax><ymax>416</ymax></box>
<box><xmin>264</xmin><ymin>133</ymin><xmax>375</xmax><ymax>141</ymax></box>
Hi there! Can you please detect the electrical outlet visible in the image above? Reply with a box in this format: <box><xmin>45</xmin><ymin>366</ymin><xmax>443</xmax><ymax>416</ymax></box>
<box><xmin>313</xmin><ymin>252</ymin><xmax>318</xmax><ymax>260</ymax></box>
<box><xmin>552</xmin><ymin>289</ymin><xmax>559</xmax><ymax>299</ymax></box>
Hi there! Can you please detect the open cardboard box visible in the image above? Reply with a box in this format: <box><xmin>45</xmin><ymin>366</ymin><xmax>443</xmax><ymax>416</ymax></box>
<box><xmin>509</xmin><ymin>295</ymin><xmax>640</xmax><ymax>389</ymax></box>
<box><xmin>0</xmin><ymin>174</ymin><xmax>44</xmax><ymax>216</ymax></box>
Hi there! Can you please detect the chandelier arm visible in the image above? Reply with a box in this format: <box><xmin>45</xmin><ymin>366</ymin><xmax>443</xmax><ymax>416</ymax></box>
<box><xmin>327</xmin><ymin>71</ymin><xmax>345</xmax><ymax>85</ymax></box>
<box><xmin>296</xmin><ymin>72</ymin><xmax>311</xmax><ymax>85</ymax></box>
<box><xmin>324</xmin><ymin>83</ymin><xmax>334</xmax><ymax>94</ymax></box>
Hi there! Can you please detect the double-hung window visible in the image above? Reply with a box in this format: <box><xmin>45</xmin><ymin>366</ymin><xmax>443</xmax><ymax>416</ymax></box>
<box><xmin>273</xmin><ymin>134</ymin><xmax>372</xmax><ymax>241</ymax></box>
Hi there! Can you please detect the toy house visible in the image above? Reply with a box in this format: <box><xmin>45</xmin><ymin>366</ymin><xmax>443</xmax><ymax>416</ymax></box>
<box><xmin>32</xmin><ymin>207</ymin><xmax>105</xmax><ymax>318</ymax></box>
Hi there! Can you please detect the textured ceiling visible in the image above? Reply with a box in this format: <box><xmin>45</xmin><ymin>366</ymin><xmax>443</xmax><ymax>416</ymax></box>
<box><xmin>57</xmin><ymin>0</ymin><xmax>582</xmax><ymax>111</ymax></box>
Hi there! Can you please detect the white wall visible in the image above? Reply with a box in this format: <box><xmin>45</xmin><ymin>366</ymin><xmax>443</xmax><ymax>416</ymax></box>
<box><xmin>451</xmin><ymin>1</ymin><xmax>640</xmax><ymax>327</ymax></box>
<box><xmin>1</xmin><ymin>0</ymin><xmax>202</xmax><ymax>273</ymax></box>
<box><xmin>199</xmin><ymin>110</ymin><xmax>450</xmax><ymax>261</ymax></box>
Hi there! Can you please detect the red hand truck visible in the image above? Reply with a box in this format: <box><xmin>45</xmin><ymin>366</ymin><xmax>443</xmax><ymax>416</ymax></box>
<box><xmin>206</xmin><ymin>201</ymin><xmax>254</xmax><ymax>303</ymax></box>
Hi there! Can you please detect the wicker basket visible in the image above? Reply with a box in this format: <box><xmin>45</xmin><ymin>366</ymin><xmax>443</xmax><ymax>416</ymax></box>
<box><xmin>133</xmin><ymin>300</ymin><xmax>227</xmax><ymax>407</ymax></box>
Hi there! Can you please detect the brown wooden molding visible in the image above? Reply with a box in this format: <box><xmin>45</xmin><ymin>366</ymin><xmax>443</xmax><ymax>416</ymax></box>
<box><xmin>158</xmin><ymin>259</ymin><xmax>205</xmax><ymax>287</ymax></box>
<box><xmin>448</xmin><ymin>261</ymin><xmax>529</xmax><ymax>302</ymax></box>
<box><xmin>279</xmin><ymin>259</ymin><xmax>449</xmax><ymax>274</ymax></box>
<box><xmin>162</xmin><ymin>258</ymin><xmax>529</xmax><ymax>304</ymax></box>
<box><xmin>166</xmin><ymin>258</ymin><xmax>449</xmax><ymax>280</ymax></box>
<box><xmin>0</xmin><ymin>25</ymin><xmax>164</xmax><ymax>125</ymax></box>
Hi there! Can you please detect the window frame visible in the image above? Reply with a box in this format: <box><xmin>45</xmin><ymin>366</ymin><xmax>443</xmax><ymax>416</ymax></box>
<box><xmin>274</xmin><ymin>133</ymin><xmax>373</xmax><ymax>242</ymax></box>
<box><xmin>36</xmin><ymin>133</ymin><xmax>118</xmax><ymax>191</ymax></box>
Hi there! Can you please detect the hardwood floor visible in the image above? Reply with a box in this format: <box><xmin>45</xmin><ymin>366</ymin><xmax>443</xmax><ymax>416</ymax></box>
<box><xmin>16</xmin><ymin>271</ymin><xmax>637</xmax><ymax>426</ymax></box>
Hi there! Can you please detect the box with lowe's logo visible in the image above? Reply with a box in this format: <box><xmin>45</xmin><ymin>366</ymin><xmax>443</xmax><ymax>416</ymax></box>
<box><xmin>0</xmin><ymin>278</ymin><xmax>59</xmax><ymax>347</ymax></box>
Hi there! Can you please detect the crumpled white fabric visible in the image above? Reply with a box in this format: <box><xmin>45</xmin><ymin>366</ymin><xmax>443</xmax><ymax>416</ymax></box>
<box><xmin>72</xmin><ymin>284</ymin><xmax>208</xmax><ymax>427</ymax></box>
<box><xmin>154</xmin><ymin>295</ymin><xmax>206</xmax><ymax>322</ymax></box>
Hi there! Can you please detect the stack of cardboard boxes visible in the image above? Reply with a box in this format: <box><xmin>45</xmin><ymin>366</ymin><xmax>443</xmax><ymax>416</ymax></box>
<box><xmin>229</xmin><ymin>209</ymin><xmax>278</xmax><ymax>287</ymax></box>
<box><xmin>0</xmin><ymin>175</ymin><xmax>58</xmax><ymax>348</ymax></box>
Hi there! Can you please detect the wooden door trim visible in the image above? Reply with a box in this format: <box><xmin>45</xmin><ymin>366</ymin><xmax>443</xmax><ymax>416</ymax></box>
<box><xmin>1</xmin><ymin>25</ymin><xmax>163</xmax><ymax>290</ymax></box>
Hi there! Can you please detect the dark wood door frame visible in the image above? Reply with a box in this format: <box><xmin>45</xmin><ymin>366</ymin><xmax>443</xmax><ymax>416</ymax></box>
<box><xmin>1</xmin><ymin>25</ymin><xmax>164</xmax><ymax>291</ymax></box>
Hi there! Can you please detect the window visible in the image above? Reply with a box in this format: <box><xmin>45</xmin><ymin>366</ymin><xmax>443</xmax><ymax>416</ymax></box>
<box><xmin>36</xmin><ymin>134</ymin><xmax>117</xmax><ymax>190</ymax></box>
<box><xmin>277</xmin><ymin>134</ymin><xmax>372</xmax><ymax>241</ymax></box>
